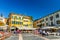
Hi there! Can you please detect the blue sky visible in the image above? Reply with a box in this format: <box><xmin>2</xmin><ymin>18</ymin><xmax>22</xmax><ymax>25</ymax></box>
<box><xmin>0</xmin><ymin>0</ymin><xmax>60</xmax><ymax>20</ymax></box>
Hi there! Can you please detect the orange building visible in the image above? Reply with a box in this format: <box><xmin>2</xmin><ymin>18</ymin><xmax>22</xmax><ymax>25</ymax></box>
<box><xmin>33</xmin><ymin>18</ymin><xmax>46</xmax><ymax>28</ymax></box>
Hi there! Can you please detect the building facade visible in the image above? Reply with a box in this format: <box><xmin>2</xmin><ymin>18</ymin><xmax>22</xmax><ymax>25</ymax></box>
<box><xmin>34</xmin><ymin>10</ymin><xmax>60</xmax><ymax>28</ymax></box>
<box><xmin>8</xmin><ymin>13</ymin><xmax>33</xmax><ymax>30</ymax></box>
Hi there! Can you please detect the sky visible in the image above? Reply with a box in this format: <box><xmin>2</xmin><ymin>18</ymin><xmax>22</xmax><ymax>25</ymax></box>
<box><xmin>0</xmin><ymin>0</ymin><xmax>60</xmax><ymax>20</ymax></box>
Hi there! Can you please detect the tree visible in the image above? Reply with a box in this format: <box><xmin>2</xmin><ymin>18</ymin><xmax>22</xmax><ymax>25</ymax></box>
<box><xmin>30</xmin><ymin>16</ymin><xmax>33</xmax><ymax>21</ymax></box>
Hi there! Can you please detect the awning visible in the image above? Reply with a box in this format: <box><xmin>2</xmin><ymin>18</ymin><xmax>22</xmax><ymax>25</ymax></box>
<box><xmin>17</xmin><ymin>27</ymin><xmax>36</xmax><ymax>30</ymax></box>
<box><xmin>41</xmin><ymin>26</ymin><xmax>57</xmax><ymax>29</ymax></box>
<box><xmin>10</xmin><ymin>27</ymin><xmax>16</xmax><ymax>29</ymax></box>
<box><xmin>0</xmin><ymin>26</ymin><xmax>7</xmax><ymax>30</ymax></box>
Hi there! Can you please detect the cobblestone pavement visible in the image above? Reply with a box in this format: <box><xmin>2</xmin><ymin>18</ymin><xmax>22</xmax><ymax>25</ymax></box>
<box><xmin>22</xmin><ymin>33</ymin><xmax>44</xmax><ymax>40</ymax></box>
<box><xmin>5</xmin><ymin>33</ymin><xmax>60</xmax><ymax>40</ymax></box>
<box><xmin>5</xmin><ymin>34</ymin><xmax>19</xmax><ymax>40</ymax></box>
<box><xmin>5</xmin><ymin>33</ymin><xmax>47</xmax><ymax>40</ymax></box>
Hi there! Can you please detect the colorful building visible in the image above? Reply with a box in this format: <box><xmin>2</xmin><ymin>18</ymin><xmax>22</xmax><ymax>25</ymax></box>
<box><xmin>7</xmin><ymin>13</ymin><xmax>33</xmax><ymax>31</ymax></box>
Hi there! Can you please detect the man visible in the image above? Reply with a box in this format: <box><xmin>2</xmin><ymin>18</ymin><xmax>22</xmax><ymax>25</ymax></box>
<box><xmin>43</xmin><ymin>30</ymin><xmax>45</xmax><ymax>34</ymax></box>
<box><xmin>39</xmin><ymin>29</ymin><xmax>43</xmax><ymax>34</ymax></box>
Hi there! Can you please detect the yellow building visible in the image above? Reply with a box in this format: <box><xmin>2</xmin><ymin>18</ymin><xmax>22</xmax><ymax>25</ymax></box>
<box><xmin>8</xmin><ymin>13</ymin><xmax>33</xmax><ymax>30</ymax></box>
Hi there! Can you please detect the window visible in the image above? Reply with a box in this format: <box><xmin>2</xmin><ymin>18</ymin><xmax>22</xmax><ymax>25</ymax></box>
<box><xmin>17</xmin><ymin>22</ymin><xmax>19</xmax><ymax>24</ymax></box>
<box><xmin>56</xmin><ymin>20</ymin><xmax>60</xmax><ymax>24</ymax></box>
<box><xmin>46</xmin><ymin>18</ymin><xmax>48</xmax><ymax>21</ymax></box>
<box><xmin>42</xmin><ymin>24</ymin><xmax>44</xmax><ymax>26</ymax></box>
<box><xmin>14</xmin><ymin>16</ymin><xmax>17</xmax><ymax>19</ymax></box>
<box><xmin>20</xmin><ymin>22</ymin><xmax>23</xmax><ymax>25</ymax></box>
<box><xmin>16</xmin><ymin>21</ymin><xmax>19</xmax><ymax>24</ymax></box>
<box><xmin>46</xmin><ymin>23</ymin><xmax>48</xmax><ymax>26</ymax></box>
<box><xmin>51</xmin><ymin>22</ymin><xmax>54</xmax><ymax>26</ymax></box>
<box><xmin>23</xmin><ymin>24</ymin><xmax>28</xmax><ymax>26</ymax></box>
<box><xmin>16</xmin><ymin>21</ymin><xmax>17</xmax><ymax>24</ymax></box>
<box><xmin>50</xmin><ymin>16</ymin><xmax>53</xmax><ymax>21</ymax></box>
<box><xmin>56</xmin><ymin>14</ymin><xmax>59</xmax><ymax>18</ymax></box>
<box><xmin>41</xmin><ymin>19</ymin><xmax>44</xmax><ymax>22</ymax></box>
<box><xmin>13</xmin><ymin>21</ymin><xmax>15</xmax><ymax>24</ymax></box>
<box><xmin>12</xmin><ymin>21</ymin><xmax>14</xmax><ymax>24</ymax></box>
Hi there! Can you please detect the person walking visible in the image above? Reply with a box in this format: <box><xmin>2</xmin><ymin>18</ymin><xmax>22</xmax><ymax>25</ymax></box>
<box><xmin>34</xmin><ymin>29</ymin><xmax>39</xmax><ymax>35</ymax></box>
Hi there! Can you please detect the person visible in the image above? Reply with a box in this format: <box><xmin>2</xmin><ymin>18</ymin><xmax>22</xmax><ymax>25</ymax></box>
<box><xmin>39</xmin><ymin>29</ymin><xmax>43</xmax><ymax>34</ymax></box>
<box><xmin>38</xmin><ymin>28</ymin><xmax>40</xmax><ymax>32</ymax></box>
<box><xmin>19</xmin><ymin>30</ymin><xmax>21</xmax><ymax>33</ymax></box>
<box><xmin>45</xmin><ymin>31</ymin><xmax>48</xmax><ymax>36</ymax></box>
<box><xmin>42</xmin><ymin>30</ymin><xmax>46</xmax><ymax>36</ymax></box>
<box><xmin>34</xmin><ymin>29</ymin><xmax>39</xmax><ymax>35</ymax></box>
<box><xmin>14</xmin><ymin>30</ymin><xmax>16</xmax><ymax>34</ymax></box>
<box><xmin>17</xmin><ymin>30</ymin><xmax>19</xmax><ymax>33</ymax></box>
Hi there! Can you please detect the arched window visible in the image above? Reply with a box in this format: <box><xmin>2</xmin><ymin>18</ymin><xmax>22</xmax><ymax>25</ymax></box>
<box><xmin>46</xmin><ymin>18</ymin><xmax>48</xmax><ymax>21</ymax></box>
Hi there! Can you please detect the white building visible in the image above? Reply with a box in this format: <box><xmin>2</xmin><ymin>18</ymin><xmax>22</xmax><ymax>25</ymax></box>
<box><xmin>35</xmin><ymin>10</ymin><xmax>60</xmax><ymax>28</ymax></box>
<box><xmin>0</xmin><ymin>15</ymin><xmax>7</xmax><ymax>30</ymax></box>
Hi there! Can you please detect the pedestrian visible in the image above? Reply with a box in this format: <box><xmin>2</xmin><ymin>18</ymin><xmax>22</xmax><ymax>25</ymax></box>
<box><xmin>34</xmin><ymin>29</ymin><xmax>39</xmax><ymax>35</ymax></box>
<box><xmin>14</xmin><ymin>30</ymin><xmax>16</xmax><ymax>34</ymax></box>
<box><xmin>42</xmin><ymin>30</ymin><xmax>46</xmax><ymax>36</ymax></box>
<box><xmin>45</xmin><ymin>31</ymin><xmax>48</xmax><ymax>36</ymax></box>
<box><xmin>19</xmin><ymin>30</ymin><xmax>21</xmax><ymax>33</ymax></box>
<box><xmin>39</xmin><ymin>29</ymin><xmax>43</xmax><ymax>34</ymax></box>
